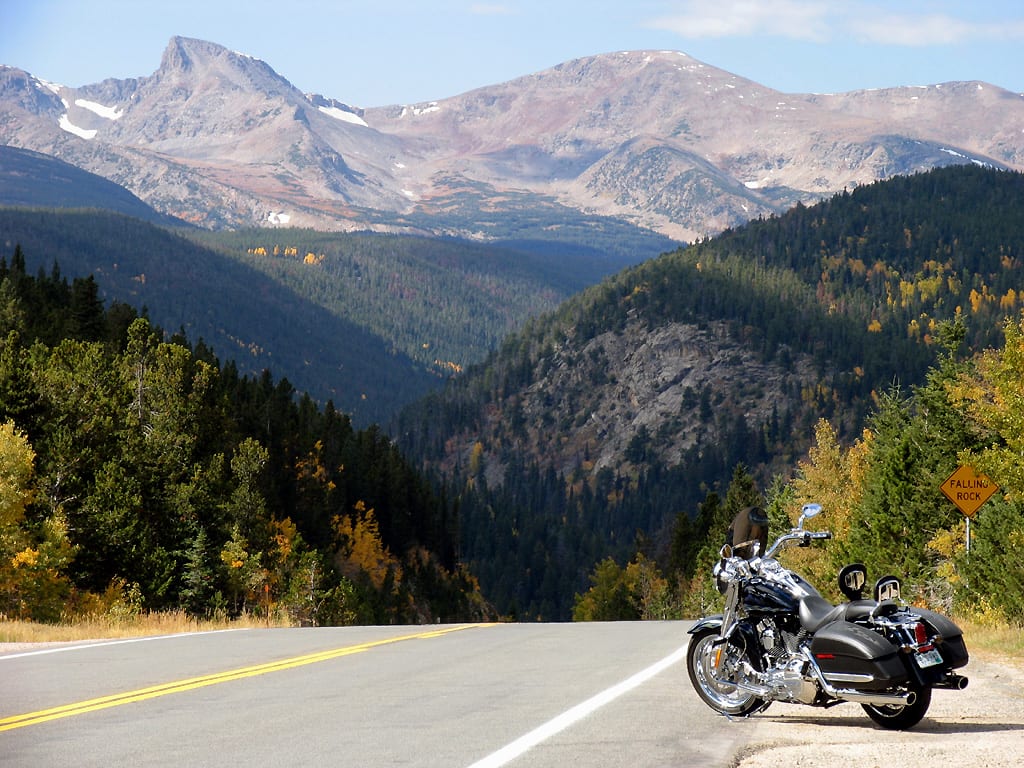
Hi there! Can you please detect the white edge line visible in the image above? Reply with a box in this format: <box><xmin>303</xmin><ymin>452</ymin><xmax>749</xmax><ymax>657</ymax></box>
<box><xmin>465</xmin><ymin>644</ymin><xmax>688</xmax><ymax>768</ymax></box>
<box><xmin>0</xmin><ymin>628</ymin><xmax>250</xmax><ymax>660</ymax></box>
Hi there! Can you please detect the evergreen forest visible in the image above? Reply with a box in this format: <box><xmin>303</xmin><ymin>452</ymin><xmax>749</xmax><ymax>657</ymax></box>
<box><xmin>0</xmin><ymin>246</ymin><xmax>490</xmax><ymax>625</ymax></box>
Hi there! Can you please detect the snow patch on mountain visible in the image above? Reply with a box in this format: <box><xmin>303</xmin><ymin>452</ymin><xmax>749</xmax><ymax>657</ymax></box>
<box><xmin>318</xmin><ymin>105</ymin><xmax>367</xmax><ymax>127</ymax></box>
<box><xmin>75</xmin><ymin>98</ymin><xmax>124</xmax><ymax>120</ymax></box>
<box><xmin>58</xmin><ymin>114</ymin><xmax>96</xmax><ymax>139</ymax></box>
<box><xmin>34</xmin><ymin>77</ymin><xmax>63</xmax><ymax>95</ymax></box>
<box><xmin>400</xmin><ymin>103</ymin><xmax>440</xmax><ymax>117</ymax></box>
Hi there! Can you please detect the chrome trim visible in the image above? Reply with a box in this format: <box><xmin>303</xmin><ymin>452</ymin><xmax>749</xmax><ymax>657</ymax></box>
<box><xmin>823</xmin><ymin>672</ymin><xmax>875</xmax><ymax>684</ymax></box>
<box><xmin>835</xmin><ymin>688</ymin><xmax>915</xmax><ymax>707</ymax></box>
<box><xmin>802</xmin><ymin>647</ymin><xmax>914</xmax><ymax>707</ymax></box>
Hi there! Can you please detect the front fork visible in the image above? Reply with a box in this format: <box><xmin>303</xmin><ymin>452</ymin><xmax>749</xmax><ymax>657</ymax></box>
<box><xmin>717</xmin><ymin>580</ymin><xmax>741</xmax><ymax>643</ymax></box>
<box><xmin>689</xmin><ymin>580</ymin><xmax>756</xmax><ymax>677</ymax></box>
<box><xmin>709</xmin><ymin>582</ymin><xmax>745</xmax><ymax>675</ymax></box>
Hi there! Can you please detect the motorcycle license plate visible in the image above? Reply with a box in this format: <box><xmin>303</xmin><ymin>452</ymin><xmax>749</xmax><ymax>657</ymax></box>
<box><xmin>915</xmin><ymin>648</ymin><xmax>943</xmax><ymax>668</ymax></box>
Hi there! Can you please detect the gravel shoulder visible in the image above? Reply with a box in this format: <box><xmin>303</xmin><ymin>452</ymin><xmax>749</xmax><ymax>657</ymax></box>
<box><xmin>734</xmin><ymin>654</ymin><xmax>1024</xmax><ymax>768</ymax></box>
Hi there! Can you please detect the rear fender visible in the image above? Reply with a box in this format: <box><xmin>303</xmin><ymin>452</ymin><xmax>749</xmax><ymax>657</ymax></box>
<box><xmin>909</xmin><ymin>607</ymin><xmax>970</xmax><ymax>670</ymax></box>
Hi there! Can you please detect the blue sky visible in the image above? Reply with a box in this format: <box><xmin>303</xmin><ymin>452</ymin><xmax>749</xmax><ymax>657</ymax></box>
<box><xmin>3</xmin><ymin>1</ymin><xmax>1023</xmax><ymax>107</ymax></box>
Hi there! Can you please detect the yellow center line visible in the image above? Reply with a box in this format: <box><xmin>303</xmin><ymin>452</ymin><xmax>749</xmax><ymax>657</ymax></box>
<box><xmin>1</xmin><ymin>623</ymin><xmax>493</xmax><ymax>732</ymax></box>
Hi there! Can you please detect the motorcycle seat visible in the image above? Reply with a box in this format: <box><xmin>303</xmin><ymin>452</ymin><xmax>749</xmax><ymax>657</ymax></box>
<box><xmin>799</xmin><ymin>595</ymin><xmax>847</xmax><ymax>632</ymax></box>
<box><xmin>844</xmin><ymin>598</ymin><xmax>899</xmax><ymax>621</ymax></box>
<box><xmin>800</xmin><ymin>596</ymin><xmax>899</xmax><ymax>632</ymax></box>
<box><xmin>839</xmin><ymin>602</ymin><xmax>880</xmax><ymax>626</ymax></box>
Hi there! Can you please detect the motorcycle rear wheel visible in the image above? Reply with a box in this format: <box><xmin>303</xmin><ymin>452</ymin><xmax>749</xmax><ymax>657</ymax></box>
<box><xmin>861</xmin><ymin>685</ymin><xmax>931</xmax><ymax>730</ymax></box>
<box><xmin>686</xmin><ymin>627</ymin><xmax>768</xmax><ymax>717</ymax></box>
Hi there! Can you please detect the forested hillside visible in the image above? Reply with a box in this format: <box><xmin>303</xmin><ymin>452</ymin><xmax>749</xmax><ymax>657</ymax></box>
<box><xmin>0</xmin><ymin>209</ymin><xmax>436</xmax><ymax>425</ymax></box>
<box><xmin>0</xmin><ymin>209</ymin><xmax>675</xmax><ymax>425</ymax></box>
<box><xmin>0</xmin><ymin>246</ymin><xmax>490</xmax><ymax>624</ymax></box>
<box><xmin>3</xmin><ymin>165</ymin><xmax>1022</xmax><ymax>627</ymax></box>
<box><xmin>188</xmin><ymin>228</ymin><xmax>644</xmax><ymax>376</ymax></box>
<box><xmin>397</xmin><ymin>165</ymin><xmax>1024</xmax><ymax>620</ymax></box>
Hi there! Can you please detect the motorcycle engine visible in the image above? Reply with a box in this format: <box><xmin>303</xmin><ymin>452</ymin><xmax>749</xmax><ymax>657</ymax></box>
<box><xmin>758</xmin><ymin>620</ymin><xmax>819</xmax><ymax>704</ymax></box>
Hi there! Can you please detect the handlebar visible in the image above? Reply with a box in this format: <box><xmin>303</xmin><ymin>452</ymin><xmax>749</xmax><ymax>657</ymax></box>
<box><xmin>764</xmin><ymin>527</ymin><xmax>832</xmax><ymax>558</ymax></box>
<box><xmin>715</xmin><ymin>503</ymin><xmax>832</xmax><ymax>588</ymax></box>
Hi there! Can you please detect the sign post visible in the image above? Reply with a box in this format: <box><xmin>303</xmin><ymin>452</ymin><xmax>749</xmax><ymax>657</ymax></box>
<box><xmin>940</xmin><ymin>465</ymin><xmax>999</xmax><ymax>553</ymax></box>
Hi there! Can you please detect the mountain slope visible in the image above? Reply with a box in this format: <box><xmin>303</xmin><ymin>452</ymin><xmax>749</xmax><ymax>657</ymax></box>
<box><xmin>3</xmin><ymin>41</ymin><xmax>1022</xmax><ymax>242</ymax></box>
<box><xmin>408</xmin><ymin>165</ymin><xmax>1024</xmax><ymax>486</ymax></box>
<box><xmin>1</xmin><ymin>208</ymin><xmax>664</xmax><ymax>424</ymax></box>
<box><xmin>0</xmin><ymin>209</ymin><xmax>435</xmax><ymax>424</ymax></box>
<box><xmin>186</xmin><ymin>227</ymin><xmax>650</xmax><ymax>374</ymax></box>
<box><xmin>0</xmin><ymin>145</ymin><xmax>179</xmax><ymax>225</ymax></box>
<box><xmin>395</xmin><ymin>165</ymin><xmax>1024</xmax><ymax>619</ymax></box>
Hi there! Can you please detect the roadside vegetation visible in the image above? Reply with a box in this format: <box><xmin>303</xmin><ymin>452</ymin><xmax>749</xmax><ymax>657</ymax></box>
<box><xmin>573</xmin><ymin>315</ymin><xmax>1024</xmax><ymax>640</ymax></box>
<box><xmin>0</xmin><ymin>612</ymin><xmax>286</xmax><ymax>644</ymax></box>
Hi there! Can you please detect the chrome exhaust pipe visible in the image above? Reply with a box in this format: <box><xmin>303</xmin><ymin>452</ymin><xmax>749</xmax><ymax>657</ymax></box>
<box><xmin>934</xmin><ymin>674</ymin><xmax>969</xmax><ymax>690</ymax></box>
<box><xmin>730</xmin><ymin>679</ymin><xmax>772</xmax><ymax>697</ymax></box>
<box><xmin>802</xmin><ymin>650</ymin><xmax>915</xmax><ymax>707</ymax></box>
<box><xmin>726</xmin><ymin>677</ymin><xmax>914</xmax><ymax>707</ymax></box>
<box><xmin>833</xmin><ymin>688</ymin><xmax>916</xmax><ymax>707</ymax></box>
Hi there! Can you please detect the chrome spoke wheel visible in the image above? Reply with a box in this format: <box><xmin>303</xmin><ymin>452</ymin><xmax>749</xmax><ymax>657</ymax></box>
<box><xmin>686</xmin><ymin>628</ymin><xmax>766</xmax><ymax>716</ymax></box>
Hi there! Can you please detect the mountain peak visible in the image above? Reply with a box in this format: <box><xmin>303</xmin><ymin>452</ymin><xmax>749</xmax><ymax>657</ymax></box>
<box><xmin>160</xmin><ymin>36</ymin><xmax>244</xmax><ymax>70</ymax></box>
<box><xmin>3</xmin><ymin>37</ymin><xmax>1023</xmax><ymax>237</ymax></box>
<box><xmin>159</xmin><ymin>36</ymin><xmax>219</xmax><ymax>73</ymax></box>
<box><xmin>155</xmin><ymin>36</ymin><xmax>293</xmax><ymax>96</ymax></box>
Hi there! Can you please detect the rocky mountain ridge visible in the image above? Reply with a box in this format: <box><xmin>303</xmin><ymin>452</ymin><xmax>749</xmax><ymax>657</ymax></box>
<box><xmin>3</xmin><ymin>38</ymin><xmax>1023</xmax><ymax>241</ymax></box>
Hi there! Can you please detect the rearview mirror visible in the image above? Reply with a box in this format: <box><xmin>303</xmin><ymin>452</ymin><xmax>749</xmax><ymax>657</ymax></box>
<box><xmin>797</xmin><ymin>503</ymin><xmax>822</xmax><ymax>529</ymax></box>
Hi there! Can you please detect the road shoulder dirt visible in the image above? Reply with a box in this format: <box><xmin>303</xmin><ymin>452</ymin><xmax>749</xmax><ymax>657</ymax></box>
<box><xmin>733</xmin><ymin>655</ymin><xmax>1024</xmax><ymax>768</ymax></box>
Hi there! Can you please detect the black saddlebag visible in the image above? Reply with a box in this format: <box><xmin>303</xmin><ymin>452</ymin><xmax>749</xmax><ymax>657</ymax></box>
<box><xmin>810</xmin><ymin>620</ymin><xmax>906</xmax><ymax>690</ymax></box>
<box><xmin>915</xmin><ymin>607</ymin><xmax>970</xmax><ymax>669</ymax></box>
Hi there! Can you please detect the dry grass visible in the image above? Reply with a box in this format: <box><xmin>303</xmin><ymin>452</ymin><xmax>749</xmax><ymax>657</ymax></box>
<box><xmin>0</xmin><ymin>611</ymin><xmax>292</xmax><ymax>644</ymax></box>
<box><xmin>957</xmin><ymin>618</ymin><xmax>1024</xmax><ymax>664</ymax></box>
<box><xmin>3</xmin><ymin>613</ymin><xmax>1020</xmax><ymax>658</ymax></box>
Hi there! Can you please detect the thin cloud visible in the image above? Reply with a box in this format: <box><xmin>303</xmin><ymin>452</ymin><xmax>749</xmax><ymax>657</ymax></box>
<box><xmin>850</xmin><ymin>14</ymin><xmax>1024</xmax><ymax>46</ymax></box>
<box><xmin>643</xmin><ymin>0</ymin><xmax>1024</xmax><ymax>46</ymax></box>
<box><xmin>643</xmin><ymin>0</ymin><xmax>831</xmax><ymax>42</ymax></box>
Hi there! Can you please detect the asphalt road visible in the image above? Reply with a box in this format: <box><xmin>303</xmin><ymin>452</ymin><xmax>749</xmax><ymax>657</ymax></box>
<box><xmin>0</xmin><ymin>621</ymin><xmax>759</xmax><ymax>767</ymax></box>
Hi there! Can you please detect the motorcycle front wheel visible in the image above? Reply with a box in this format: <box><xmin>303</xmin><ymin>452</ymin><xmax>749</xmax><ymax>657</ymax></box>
<box><xmin>861</xmin><ymin>685</ymin><xmax>931</xmax><ymax>730</ymax></box>
<box><xmin>686</xmin><ymin>627</ymin><xmax>768</xmax><ymax>717</ymax></box>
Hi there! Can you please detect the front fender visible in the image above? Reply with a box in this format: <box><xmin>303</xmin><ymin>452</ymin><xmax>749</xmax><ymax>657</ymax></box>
<box><xmin>688</xmin><ymin>615</ymin><xmax>724</xmax><ymax>635</ymax></box>
<box><xmin>688</xmin><ymin>615</ymin><xmax>765</xmax><ymax>672</ymax></box>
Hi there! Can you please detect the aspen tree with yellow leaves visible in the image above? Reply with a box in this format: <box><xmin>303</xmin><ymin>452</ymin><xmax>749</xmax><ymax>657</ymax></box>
<box><xmin>0</xmin><ymin>421</ymin><xmax>74</xmax><ymax>620</ymax></box>
<box><xmin>333</xmin><ymin>501</ymin><xmax>402</xmax><ymax>592</ymax></box>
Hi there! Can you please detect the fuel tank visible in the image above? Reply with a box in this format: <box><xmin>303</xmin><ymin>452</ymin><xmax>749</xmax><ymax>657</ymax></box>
<box><xmin>741</xmin><ymin>577</ymin><xmax>799</xmax><ymax>614</ymax></box>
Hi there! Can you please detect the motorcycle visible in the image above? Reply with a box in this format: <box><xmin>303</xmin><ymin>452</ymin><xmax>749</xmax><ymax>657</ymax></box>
<box><xmin>686</xmin><ymin>503</ymin><xmax>969</xmax><ymax>730</ymax></box>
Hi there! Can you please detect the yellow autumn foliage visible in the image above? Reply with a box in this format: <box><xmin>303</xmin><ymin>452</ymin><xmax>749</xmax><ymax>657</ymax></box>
<box><xmin>0</xmin><ymin>420</ymin><xmax>35</xmax><ymax>529</ymax></box>
<box><xmin>333</xmin><ymin>503</ymin><xmax>402</xmax><ymax>591</ymax></box>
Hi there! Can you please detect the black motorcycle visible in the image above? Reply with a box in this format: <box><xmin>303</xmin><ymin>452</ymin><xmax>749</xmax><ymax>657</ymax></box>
<box><xmin>686</xmin><ymin>503</ymin><xmax>969</xmax><ymax>730</ymax></box>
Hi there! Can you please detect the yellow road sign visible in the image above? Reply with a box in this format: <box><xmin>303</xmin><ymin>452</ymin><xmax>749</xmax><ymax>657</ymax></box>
<box><xmin>940</xmin><ymin>465</ymin><xmax>998</xmax><ymax>518</ymax></box>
